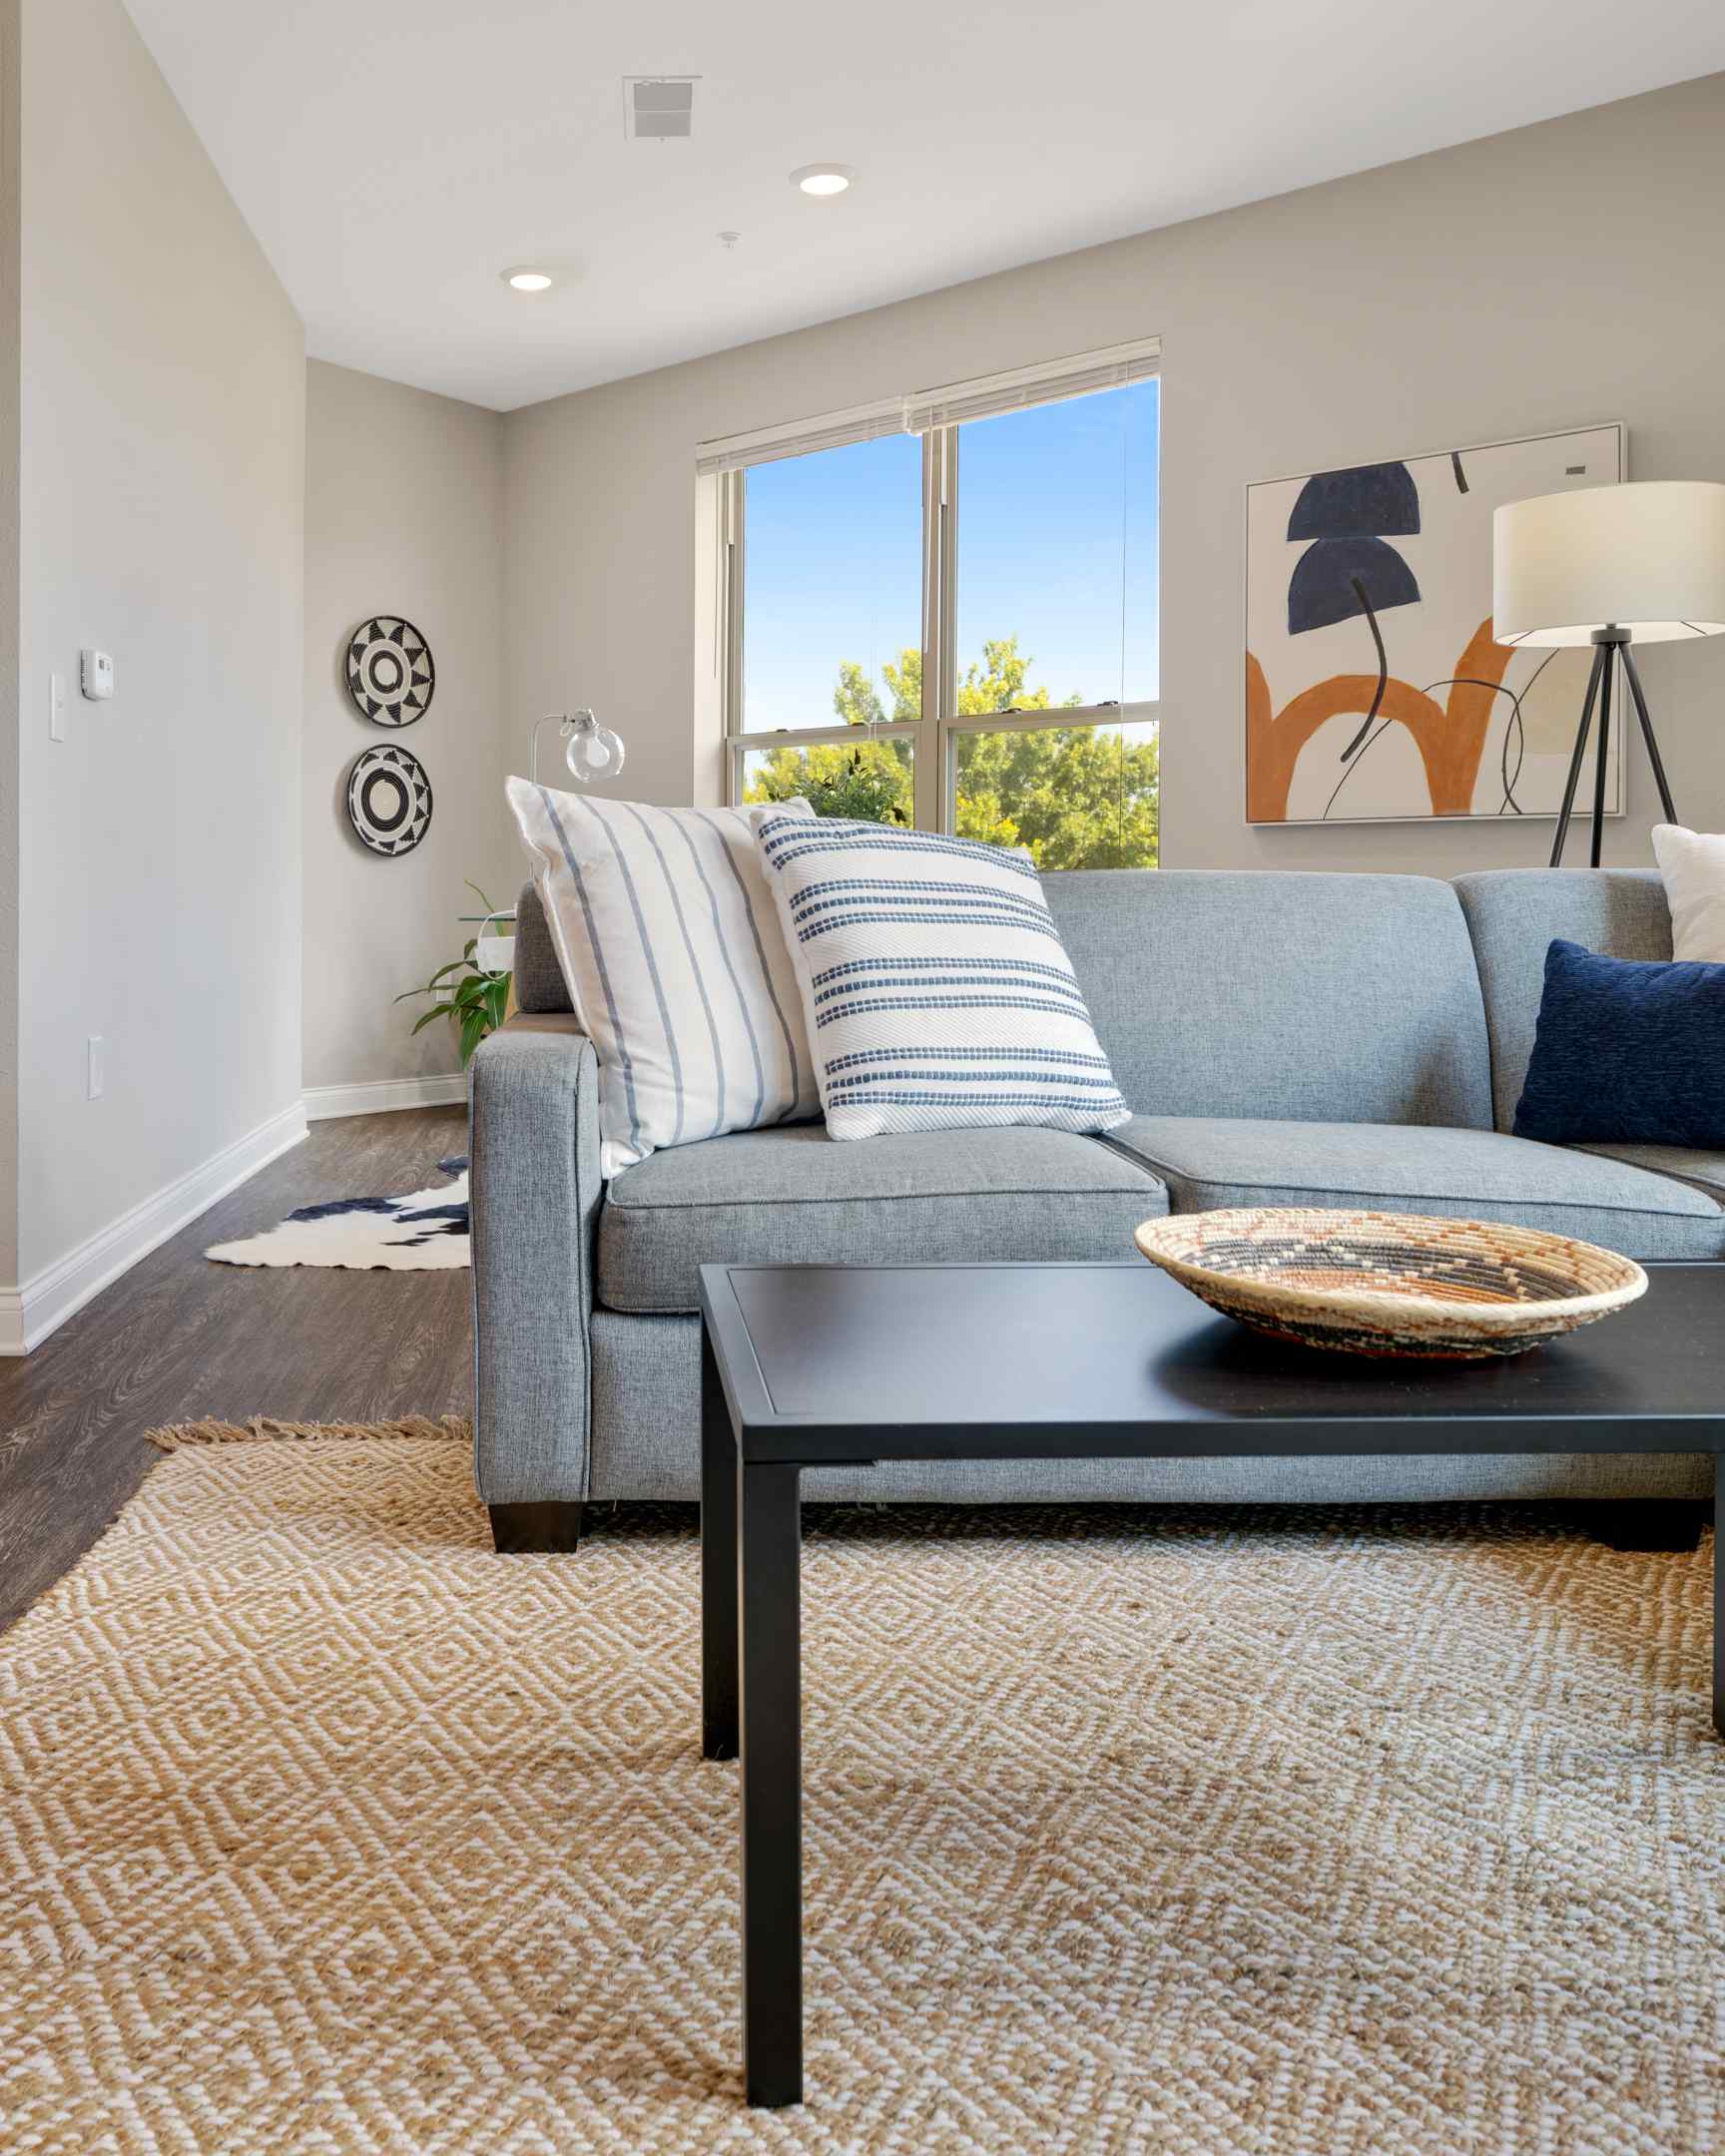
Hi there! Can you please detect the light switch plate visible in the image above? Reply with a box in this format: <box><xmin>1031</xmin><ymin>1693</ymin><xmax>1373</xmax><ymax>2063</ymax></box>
<box><xmin>50</xmin><ymin>673</ymin><xmax>66</xmax><ymax>741</ymax></box>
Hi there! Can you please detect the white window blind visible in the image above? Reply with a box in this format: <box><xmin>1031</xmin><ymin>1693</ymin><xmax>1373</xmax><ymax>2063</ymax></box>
<box><xmin>694</xmin><ymin>336</ymin><xmax>1160</xmax><ymax>475</ymax></box>
<box><xmin>902</xmin><ymin>338</ymin><xmax>1160</xmax><ymax>433</ymax></box>
<box><xmin>695</xmin><ymin>396</ymin><xmax>907</xmax><ymax>477</ymax></box>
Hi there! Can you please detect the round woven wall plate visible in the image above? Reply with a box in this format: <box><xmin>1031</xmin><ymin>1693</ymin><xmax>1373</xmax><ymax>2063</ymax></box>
<box><xmin>1134</xmin><ymin>1207</ymin><xmax>1647</xmax><ymax>1359</ymax></box>
<box><xmin>345</xmin><ymin>616</ymin><xmax>434</xmax><ymax>727</ymax></box>
<box><xmin>346</xmin><ymin>743</ymin><xmax>433</xmax><ymax>857</ymax></box>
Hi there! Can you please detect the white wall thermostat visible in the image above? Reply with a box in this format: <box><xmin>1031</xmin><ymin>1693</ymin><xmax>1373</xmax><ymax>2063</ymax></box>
<box><xmin>80</xmin><ymin>649</ymin><xmax>115</xmax><ymax>701</ymax></box>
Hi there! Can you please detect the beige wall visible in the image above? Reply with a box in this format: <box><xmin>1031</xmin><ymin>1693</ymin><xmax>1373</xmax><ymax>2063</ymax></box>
<box><xmin>503</xmin><ymin>71</ymin><xmax>1725</xmax><ymax>864</ymax></box>
<box><xmin>302</xmin><ymin>361</ymin><xmax>514</xmax><ymax>1095</ymax></box>
<box><xmin>14</xmin><ymin>0</ymin><xmax>304</xmax><ymax>1283</ymax></box>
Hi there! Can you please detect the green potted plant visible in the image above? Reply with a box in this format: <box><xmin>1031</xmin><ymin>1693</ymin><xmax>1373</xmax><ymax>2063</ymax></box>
<box><xmin>397</xmin><ymin>883</ymin><xmax>513</xmax><ymax>1067</ymax></box>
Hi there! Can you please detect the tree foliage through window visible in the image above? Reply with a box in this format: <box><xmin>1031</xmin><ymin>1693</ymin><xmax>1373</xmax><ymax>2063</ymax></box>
<box><xmin>742</xmin><ymin>635</ymin><xmax>1159</xmax><ymax>868</ymax></box>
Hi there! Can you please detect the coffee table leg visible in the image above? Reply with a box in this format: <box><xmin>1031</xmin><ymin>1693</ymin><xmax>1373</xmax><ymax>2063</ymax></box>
<box><xmin>701</xmin><ymin>1328</ymin><xmax>739</xmax><ymax>1761</ymax></box>
<box><xmin>740</xmin><ymin>1459</ymin><xmax>803</xmax><ymax>2108</ymax></box>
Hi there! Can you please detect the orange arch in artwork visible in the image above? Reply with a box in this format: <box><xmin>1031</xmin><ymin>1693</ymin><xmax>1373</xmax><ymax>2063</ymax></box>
<box><xmin>1247</xmin><ymin>618</ymin><xmax>1516</xmax><ymax>821</ymax></box>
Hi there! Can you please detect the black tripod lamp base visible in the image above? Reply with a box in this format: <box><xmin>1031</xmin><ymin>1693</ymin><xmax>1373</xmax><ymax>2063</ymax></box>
<box><xmin>1547</xmin><ymin>629</ymin><xmax>1678</xmax><ymax>869</ymax></box>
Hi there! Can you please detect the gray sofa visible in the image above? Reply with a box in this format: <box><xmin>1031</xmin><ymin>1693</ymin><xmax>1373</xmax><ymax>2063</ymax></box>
<box><xmin>469</xmin><ymin>865</ymin><xmax>1722</xmax><ymax>1545</ymax></box>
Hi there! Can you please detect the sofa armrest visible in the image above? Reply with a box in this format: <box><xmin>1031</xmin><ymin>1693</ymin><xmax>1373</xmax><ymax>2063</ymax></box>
<box><xmin>468</xmin><ymin>1013</ymin><xmax>604</xmax><ymax>1504</ymax></box>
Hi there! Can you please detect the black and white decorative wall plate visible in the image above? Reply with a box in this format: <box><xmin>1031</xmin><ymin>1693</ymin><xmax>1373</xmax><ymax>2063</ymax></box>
<box><xmin>346</xmin><ymin>744</ymin><xmax>433</xmax><ymax>856</ymax></box>
<box><xmin>345</xmin><ymin>616</ymin><xmax>434</xmax><ymax>727</ymax></box>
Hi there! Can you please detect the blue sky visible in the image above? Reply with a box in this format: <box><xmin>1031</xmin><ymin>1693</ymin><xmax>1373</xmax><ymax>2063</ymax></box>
<box><xmin>742</xmin><ymin>379</ymin><xmax>1159</xmax><ymax>731</ymax></box>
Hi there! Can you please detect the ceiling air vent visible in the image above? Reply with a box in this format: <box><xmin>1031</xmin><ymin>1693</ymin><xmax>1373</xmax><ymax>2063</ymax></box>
<box><xmin>624</xmin><ymin>77</ymin><xmax>698</xmax><ymax>141</ymax></box>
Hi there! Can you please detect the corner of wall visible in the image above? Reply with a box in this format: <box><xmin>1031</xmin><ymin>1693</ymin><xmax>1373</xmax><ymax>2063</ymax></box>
<box><xmin>301</xmin><ymin>360</ymin><xmax>513</xmax><ymax>1096</ymax></box>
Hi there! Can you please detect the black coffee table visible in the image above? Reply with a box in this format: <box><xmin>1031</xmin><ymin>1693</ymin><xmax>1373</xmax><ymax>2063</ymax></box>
<box><xmin>697</xmin><ymin>1259</ymin><xmax>1722</xmax><ymax>2108</ymax></box>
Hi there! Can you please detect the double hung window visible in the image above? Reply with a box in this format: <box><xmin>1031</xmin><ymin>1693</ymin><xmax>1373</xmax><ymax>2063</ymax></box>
<box><xmin>704</xmin><ymin>341</ymin><xmax>1160</xmax><ymax>868</ymax></box>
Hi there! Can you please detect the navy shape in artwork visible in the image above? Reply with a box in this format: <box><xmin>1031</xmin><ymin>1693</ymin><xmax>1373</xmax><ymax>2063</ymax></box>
<box><xmin>1288</xmin><ymin>536</ymin><xmax>1422</xmax><ymax>637</ymax></box>
<box><xmin>1288</xmin><ymin>462</ymin><xmax>1421</xmax><ymax>542</ymax></box>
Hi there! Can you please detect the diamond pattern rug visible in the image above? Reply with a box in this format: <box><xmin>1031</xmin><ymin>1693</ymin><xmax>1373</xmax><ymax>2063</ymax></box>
<box><xmin>2</xmin><ymin>1422</ymin><xmax>1722</xmax><ymax>2152</ymax></box>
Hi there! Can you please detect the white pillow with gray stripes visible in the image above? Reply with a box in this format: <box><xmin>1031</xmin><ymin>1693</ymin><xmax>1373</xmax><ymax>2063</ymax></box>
<box><xmin>756</xmin><ymin>813</ymin><xmax>1130</xmax><ymax>1143</ymax></box>
<box><xmin>507</xmin><ymin>780</ymin><xmax>819</xmax><ymax>1177</ymax></box>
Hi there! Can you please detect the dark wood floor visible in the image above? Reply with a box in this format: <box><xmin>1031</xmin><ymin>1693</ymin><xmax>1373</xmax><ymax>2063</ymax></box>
<box><xmin>0</xmin><ymin>1107</ymin><xmax>472</xmax><ymax>1635</ymax></box>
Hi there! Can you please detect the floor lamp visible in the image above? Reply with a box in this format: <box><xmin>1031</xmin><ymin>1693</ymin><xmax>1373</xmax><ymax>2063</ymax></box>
<box><xmin>1492</xmin><ymin>481</ymin><xmax>1725</xmax><ymax>866</ymax></box>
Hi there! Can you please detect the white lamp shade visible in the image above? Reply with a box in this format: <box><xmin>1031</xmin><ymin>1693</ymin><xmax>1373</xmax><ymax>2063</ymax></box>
<box><xmin>1492</xmin><ymin>480</ymin><xmax>1725</xmax><ymax>647</ymax></box>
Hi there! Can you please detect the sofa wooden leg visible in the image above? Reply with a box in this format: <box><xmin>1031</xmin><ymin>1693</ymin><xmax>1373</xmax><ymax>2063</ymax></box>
<box><xmin>1589</xmin><ymin>1500</ymin><xmax>1707</xmax><ymax>1553</ymax></box>
<box><xmin>488</xmin><ymin>1501</ymin><xmax>585</xmax><ymax>1553</ymax></box>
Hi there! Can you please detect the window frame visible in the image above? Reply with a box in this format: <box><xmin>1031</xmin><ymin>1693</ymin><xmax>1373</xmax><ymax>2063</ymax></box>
<box><xmin>711</xmin><ymin>344</ymin><xmax>1160</xmax><ymax>840</ymax></box>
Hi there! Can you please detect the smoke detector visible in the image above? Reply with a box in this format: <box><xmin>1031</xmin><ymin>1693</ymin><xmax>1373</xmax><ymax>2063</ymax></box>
<box><xmin>623</xmin><ymin>76</ymin><xmax>699</xmax><ymax>141</ymax></box>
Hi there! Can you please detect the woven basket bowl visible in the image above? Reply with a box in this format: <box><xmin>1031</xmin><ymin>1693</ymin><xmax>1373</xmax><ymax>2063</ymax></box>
<box><xmin>1133</xmin><ymin>1207</ymin><xmax>1647</xmax><ymax>1359</ymax></box>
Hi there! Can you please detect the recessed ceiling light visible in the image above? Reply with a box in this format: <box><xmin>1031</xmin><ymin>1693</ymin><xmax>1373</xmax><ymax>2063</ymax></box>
<box><xmin>503</xmin><ymin>268</ymin><xmax>554</xmax><ymax>291</ymax></box>
<box><xmin>790</xmin><ymin>164</ymin><xmax>855</xmax><ymax>198</ymax></box>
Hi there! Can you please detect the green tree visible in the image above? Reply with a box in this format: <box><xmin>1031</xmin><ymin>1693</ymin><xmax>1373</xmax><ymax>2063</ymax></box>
<box><xmin>745</xmin><ymin>736</ymin><xmax>911</xmax><ymax>824</ymax></box>
<box><xmin>833</xmin><ymin>660</ymin><xmax>887</xmax><ymax>729</ymax></box>
<box><xmin>954</xmin><ymin>722</ymin><xmax>1159</xmax><ymax>868</ymax></box>
<box><xmin>743</xmin><ymin>651</ymin><xmax>913</xmax><ymax>822</ymax></box>
<box><xmin>741</xmin><ymin>633</ymin><xmax>1158</xmax><ymax>868</ymax></box>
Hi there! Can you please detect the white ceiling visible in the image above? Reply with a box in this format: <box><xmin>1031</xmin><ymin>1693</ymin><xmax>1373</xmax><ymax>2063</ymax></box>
<box><xmin>124</xmin><ymin>1</ymin><xmax>1725</xmax><ymax>413</ymax></box>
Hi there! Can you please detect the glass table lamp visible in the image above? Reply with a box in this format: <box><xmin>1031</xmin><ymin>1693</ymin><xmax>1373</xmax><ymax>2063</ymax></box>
<box><xmin>529</xmin><ymin>709</ymin><xmax>626</xmax><ymax>787</ymax></box>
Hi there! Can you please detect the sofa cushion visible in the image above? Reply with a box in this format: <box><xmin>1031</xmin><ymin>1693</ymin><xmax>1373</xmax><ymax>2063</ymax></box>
<box><xmin>1575</xmin><ymin>1141</ymin><xmax>1725</xmax><ymax>1206</ymax></box>
<box><xmin>597</xmin><ymin>1124</ymin><xmax>1166</xmax><ymax>1314</ymax></box>
<box><xmin>1102</xmin><ymin>1115</ymin><xmax>1725</xmax><ymax>1263</ymax></box>
<box><xmin>1452</xmin><ymin>868</ymin><xmax>1672</xmax><ymax>1131</ymax></box>
<box><xmin>512</xmin><ymin>882</ymin><xmax>574</xmax><ymax>1015</ymax></box>
<box><xmin>1043</xmin><ymin>869</ymin><xmax>1493</xmax><ymax>1129</ymax></box>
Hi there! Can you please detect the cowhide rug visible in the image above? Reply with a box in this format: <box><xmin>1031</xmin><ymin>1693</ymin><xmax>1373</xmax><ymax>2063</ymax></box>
<box><xmin>206</xmin><ymin>1156</ymin><xmax>469</xmax><ymax>1271</ymax></box>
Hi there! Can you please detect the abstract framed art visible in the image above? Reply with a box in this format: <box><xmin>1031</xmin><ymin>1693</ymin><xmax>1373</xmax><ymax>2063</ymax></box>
<box><xmin>1245</xmin><ymin>423</ymin><xmax>1625</xmax><ymax>825</ymax></box>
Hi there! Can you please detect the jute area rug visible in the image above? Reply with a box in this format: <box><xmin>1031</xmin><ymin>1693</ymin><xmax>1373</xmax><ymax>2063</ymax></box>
<box><xmin>2</xmin><ymin>1423</ymin><xmax>1722</xmax><ymax>2155</ymax></box>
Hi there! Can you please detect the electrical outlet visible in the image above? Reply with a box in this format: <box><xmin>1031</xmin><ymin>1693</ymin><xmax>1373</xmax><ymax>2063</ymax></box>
<box><xmin>50</xmin><ymin>673</ymin><xmax>66</xmax><ymax>742</ymax></box>
<box><xmin>87</xmin><ymin>1036</ymin><xmax>104</xmax><ymax>1100</ymax></box>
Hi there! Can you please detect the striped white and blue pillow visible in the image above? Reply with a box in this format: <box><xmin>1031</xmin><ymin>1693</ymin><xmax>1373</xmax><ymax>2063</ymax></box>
<box><xmin>508</xmin><ymin>780</ymin><xmax>819</xmax><ymax>1176</ymax></box>
<box><xmin>756</xmin><ymin>814</ymin><xmax>1130</xmax><ymax>1142</ymax></box>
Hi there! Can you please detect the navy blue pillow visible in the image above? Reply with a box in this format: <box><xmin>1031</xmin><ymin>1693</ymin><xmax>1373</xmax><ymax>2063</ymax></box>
<box><xmin>1513</xmin><ymin>938</ymin><xmax>1725</xmax><ymax>1148</ymax></box>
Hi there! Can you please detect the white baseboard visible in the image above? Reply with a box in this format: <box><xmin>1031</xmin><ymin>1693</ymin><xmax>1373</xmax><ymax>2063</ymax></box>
<box><xmin>302</xmin><ymin>1073</ymin><xmax>468</xmax><ymax>1121</ymax></box>
<box><xmin>0</xmin><ymin>1099</ymin><xmax>308</xmax><ymax>1356</ymax></box>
